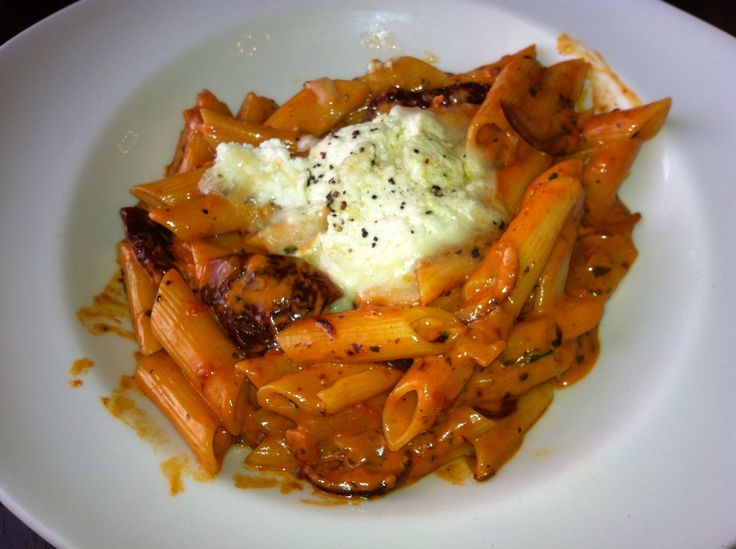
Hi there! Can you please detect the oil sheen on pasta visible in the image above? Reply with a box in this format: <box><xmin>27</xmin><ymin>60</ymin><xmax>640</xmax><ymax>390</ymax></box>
<box><xmin>199</xmin><ymin>107</ymin><xmax>506</xmax><ymax>308</ymax></box>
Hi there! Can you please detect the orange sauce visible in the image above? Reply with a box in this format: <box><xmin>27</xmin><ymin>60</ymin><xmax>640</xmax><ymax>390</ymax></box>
<box><xmin>300</xmin><ymin>493</ymin><xmax>351</xmax><ymax>507</ymax></box>
<box><xmin>100</xmin><ymin>374</ymin><xmax>167</xmax><ymax>445</ymax></box>
<box><xmin>160</xmin><ymin>456</ymin><xmax>187</xmax><ymax>496</ymax></box>
<box><xmin>70</xmin><ymin>357</ymin><xmax>95</xmax><ymax>376</ymax></box>
<box><xmin>557</xmin><ymin>33</ymin><xmax>642</xmax><ymax>113</ymax></box>
<box><xmin>69</xmin><ymin>357</ymin><xmax>95</xmax><ymax>388</ymax></box>
<box><xmin>234</xmin><ymin>468</ymin><xmax>305</xmax><ymax>494</ymax></box>
<box><xmin>76</xmin><ymin>273</ymin><xmax>135</xmax><ymax>340</ymax></box>
<box><xmin>233</xmin><ymin>473</ymin><xmax>279</xmax><ymax>490</ymax></box>
<box><xmin>553</xmin><ymin>329</ymin><xmax>601</xmax><ymax>388</ymax></box>
<box><xmin>101</xmin><ymin>373</ymin><xmax>214</xmax><ymax>494</ymax></box>
<box><xmin>434</xmin><ymin>457</ymin><xmax>473</xmax><ymax>485</ymax></box>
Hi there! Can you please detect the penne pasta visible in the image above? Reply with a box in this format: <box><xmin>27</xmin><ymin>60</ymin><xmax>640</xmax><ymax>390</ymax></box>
<box><xmin>135</xmin><ymin>351</ymin><xmax>233</xmax><ymax>475</ymax></box>
<box><xmin>235</xmin><ymin>351</ymin><xmax>300</xmax><ymax>389</ymax></box>
<box><xmin>150</xmin><ymin>268</ymin><xmax>249</xmax><ymax>435</ymax></box>
<box><xmin>236</xmin><ymin>92</ymin><xmax>279</xmax><ymax>124</ymax></box>
<box><xmin>265</xmin><ymin>78</ymin><xmax>371</xmax><ymax>135</ymax></box>
<box><xmin>383</xmin><ymin>354</ymin><xmax>476</xmax><ymax>451</ymax></box>
<box><xmin>361</xmin><ymin>56</ymin><xmax>448</xmax><ymax>94</ymax></box>
<box><xmin>148</xmin><ymin>194</ymin><xmax>273</xmax><ymax>239</ymax></box>
<box><xmin>130</xmin><ymin>167</ymin><xmax>207</xmax><ymax>208</ymax></box>
<box><xmin>457</xmin><ymin>160</ymin><xmax>583</xmax><ymax>326</ymax></box>
<box><xmin>200</xmin><ymin>108</ymin><xmax>300</xmax><ymax>151</ymax></box>
<box><xmin>257</xmin><ymin>362</ymin><xmax>401</xmax><ymax>418</ymax></box>
<box><xmin>116</xmin><ymin>242</ymin><xmax>161</xmax><ymax>355</ymax></box>
<box><xmin>445</xmin><ymin>45</ymin><xmax>537</xmax><ymax>85</ymax></box>
<box><xmin>471</xmin><ymin>382</ymin><xmax>554</xmax><ymax>480</ymax></box>
<box><xmin>276</xmin><ymin>306</ymin><xmax>463</xmax><ymax>364</ymax></box>
<box><xmin>108</xmin><ymin>44</ymin><xmax>670</xmax><ymax>497</ymax></box>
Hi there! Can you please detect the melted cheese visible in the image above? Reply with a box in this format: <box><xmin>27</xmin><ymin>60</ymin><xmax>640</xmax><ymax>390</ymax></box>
<box><xmin>200</xmin><ymin>107</ymin><xmax>506</xmax><ymax>307</ymax></box>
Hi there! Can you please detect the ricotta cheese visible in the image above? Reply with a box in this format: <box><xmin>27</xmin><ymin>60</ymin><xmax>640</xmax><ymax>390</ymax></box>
<box><xmin>200</xmin><ymin>107</ymin><xmax>507</xmax><ymax>307</ymax></box>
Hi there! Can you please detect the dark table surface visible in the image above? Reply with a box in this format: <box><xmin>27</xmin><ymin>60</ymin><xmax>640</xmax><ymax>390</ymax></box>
<box><xmin>1</xmin><ymin>1</ymin><xmax>734</xmax><ymax>547</ymax></box>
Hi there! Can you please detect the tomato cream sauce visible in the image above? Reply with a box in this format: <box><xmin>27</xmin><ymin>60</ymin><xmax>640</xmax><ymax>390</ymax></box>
<box><xmin>76</xmin><ymin>273</ymin><xmax>134</xmax><ymax>340</ymax></box>
<box><xmin>69</xmin><ymin>357</ymin><xmax>95</xmax><ymax>388</ymax></box>
<box><xmin>557</xmin><ymin>33</ymin><xmax>642</xmax><ymax>113</ymax></box>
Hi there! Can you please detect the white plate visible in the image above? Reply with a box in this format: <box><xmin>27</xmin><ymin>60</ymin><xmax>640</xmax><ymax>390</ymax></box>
<box><xmin>1</xmin><ymin>1</ymin><xmax>734</xmax><ymax>547</ymax></box>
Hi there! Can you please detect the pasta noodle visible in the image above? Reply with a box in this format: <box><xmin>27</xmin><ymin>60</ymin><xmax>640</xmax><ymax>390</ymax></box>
<box><xmin>111</xmin><ymin>42</ymin><xmax>670</xmax><ymax>497</ymax></box>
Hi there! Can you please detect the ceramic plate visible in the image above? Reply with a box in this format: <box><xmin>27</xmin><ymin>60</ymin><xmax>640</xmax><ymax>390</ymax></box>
<box><xmin>1</xmin><ymin>1</ymin><xmax>734</xmax><ymax>547</ymax></box>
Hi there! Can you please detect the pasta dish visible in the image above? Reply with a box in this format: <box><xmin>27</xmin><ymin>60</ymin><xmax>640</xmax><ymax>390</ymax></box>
<box><xmin>115</xmin><ymin>45</ymin><xmax>670</xmax><ymax>496</ymax></box>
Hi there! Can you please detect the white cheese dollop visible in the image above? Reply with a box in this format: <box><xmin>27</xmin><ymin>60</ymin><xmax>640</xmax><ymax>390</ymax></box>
<box><xmin>199</xmin><ymin>107</ymin><xmax>507</xmax><ymax>307</ymax></box>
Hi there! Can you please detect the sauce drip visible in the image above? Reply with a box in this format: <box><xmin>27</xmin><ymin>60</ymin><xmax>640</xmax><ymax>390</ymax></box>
<box><xmin>76</xmin><ymin>273</ymin><xmax>134</xmax><ymax>340</ymax></box>
<box><xmin>69</xmin><ymin>357</ymin><xmax>95</xmax><ymax>388</ymax></box>
<box><xmin>160</xmin><ymin>456</ymin><xmax>187</xmax><ymax>496</ymax></box>
<box><xmin>100</xmin><ymin>374</ymin><xmax>167</xmax><ymax>445</ymax></box>
<box><xmin>557</xmin><ymin>33</ymin><xmax>642</xmax><ymax>113</ymax></box>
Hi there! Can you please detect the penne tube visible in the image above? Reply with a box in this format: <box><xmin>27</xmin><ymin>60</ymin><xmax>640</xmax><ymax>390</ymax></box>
<box><xmin>407</xmin><ymin>404</ymin><xmax>495</xmax><ymax>479</ymax></box>
<box><xmin>466</xmin><ymin>57</ymin><xmax>542</xmax><ymax>163</ymax></box>
<box><xmin>248</xmin><ymin>407</ymin><xmax>296</xmax><ymax>435</ymax></box>
<box><xmin>276</xmin><ymin>306</ymin><xmax>463</xmax><ymax>364</ymax></box>
<box><xmin>236</xmin><ymin>92</ymin><xmax>279</xmax><ymax>124</ymax></box>
<box><xmin>235</xmin><ymin>351</ymin><xmax>300</xmax><ymax>389</ymax></box>
<box><xmin>148</xmin><ymin>194</ymin><xmax>273</xmax><ymax>239</ymax></box>
<box><xmin>317</xmin><ymin>366</ymin><xmax>403</xmax><ymax>415</ymax></box>
<box><xmin>361</xmin><ymin>56</ymin><xmax>448</xmax><ymax>94</ymax></box>
<box><xmin>165</xmin><ymin>90</ymin><xmax>229</xmax><ymax>176</ymax></box>
<box><xmin>257</xmin><ymin>362</ymin><xmax>399</xmax><ymax>418</ymax></box>
<box><xmin>578</xmin><ymin>138</ymin><xmax>641</xmax><ymax>220</ymax></box>
<box><xmin>457</xmin><ymin>160</ymin><xmax>583</xmax><ymax>328</ymax></box>
<box><xmin>552</xmin><ymin>329</ymin><xmax>600</xmax><ymax>388</ymax></box>
<box><xmin>470</xmin><ymin>382</ymin><xmax>553</xmax><ymax>480</ymax></box>
<box><xmin>383</xmin><ymin>354</ymin><xmax>476</xmax><ymax>451</ymax></box>
<box><xmin>200</xmin><ymin>108</ymin><xmax>300</xmax><ymax>151</ymax></box>
<box><xmin>135</xmin><ymin>351</ymin><xmax>233</xmax><ymax>475</ymax></box>
<box><xmin>265</xmin><ymin>78</ymin><xmax>371</xmax><ymax>135</ymax></box>
<box><xmin>450</xmin><ymin>326</ymin><xmax>507</xmax><ymax>367</ymax></box>
<box><xmin>245</xmin><ymin>433</ymin><xmax>300</xmax><ymax>472</ymax></box>
<box><xmin>177</xmin><ymin>130</ymin><xmax>215</xmax><ymax>175</ymax></box>
<box><xmin>498</xmin><ymin>316</ymin><xmax>558</xmax><ymax>363</ymax></box>
<box><xmin>415</xmin><ymin>239</ymin><xmax>490</xmax><ymax>306</ymax></box>
<box><xmin>194</xmin><ymin>89</ymin><xmax>232</xmax><ymax>117</ymax></box>
<box><xmin>170</xmin><ymin>238</ymin><xmax>235</xmax><ymax>290</ymax></box>
<box><xmin>150</xmin><ymin>268</ymin><xmax>248</xmax><ymax>435</ymax></box>
<box><xmin>566</xmin><ymin>231</ymin><xmax>639</xmax><ymax>300</ymax></box>
<box><xmin>495</xmin><ymin>143</ymin><xmax>553</xmax><ymax>216</ymax></box>
<box><xmin>461</xmin><ymin>352</ymin><xmax>567</xmax><ymax>405</ymax></box>
<box><xmin>116</xmin><ymin>242</ymin><xmax>161</xmax><ymax>355</ymax></box>
<box><xmin>130</xmin><ymin>167</ymin><xmax>207</xmax><ymax>208</ymax></box>
<box><xmin>498</xmin><ymin>59</ymin><xmax>588</xmax><ymax>157</ymax></box>
<box><xmin>581</xmin><ymin>97</ymin><xmax>672</xmax><ymax>143</ymax></box>
<box><xmin>552</xmin><ymin>296</ymin><xmax>605</xmax><ymax>342</ymax></box>
<box><xmin>532</xmin><ymin>204</ymin><xmax>582</xmax><ymax>313</ymax></box>
<box><xmin>445</xmin><ymin>45</ymin><xmax>537</xmax><ymax>85</ymax></box>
